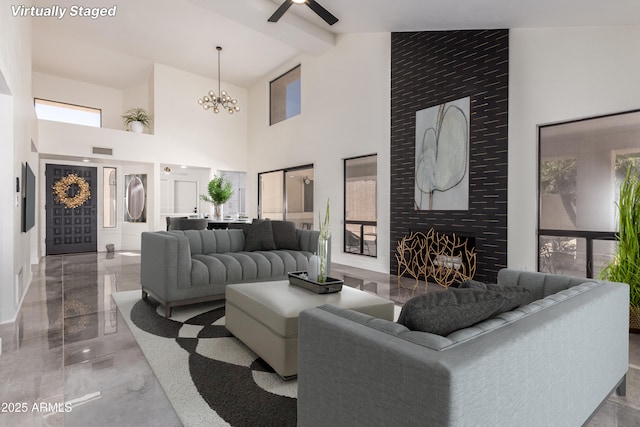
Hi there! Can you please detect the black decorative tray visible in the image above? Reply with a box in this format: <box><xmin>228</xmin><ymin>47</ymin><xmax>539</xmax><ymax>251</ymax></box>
<box><xmin>288</xmin><ymin>271</ymin><xmax>343</xmax><ymax>294</ymax></box>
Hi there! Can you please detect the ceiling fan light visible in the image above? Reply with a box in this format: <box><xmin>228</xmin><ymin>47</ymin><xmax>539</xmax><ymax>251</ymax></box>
<box><xmin>292</xmin><ymin>0</ymin><xmax>306</xmax><ymax>4</ymax></box>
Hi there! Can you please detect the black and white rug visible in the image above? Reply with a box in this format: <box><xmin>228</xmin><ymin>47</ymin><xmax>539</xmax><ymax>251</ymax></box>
<box><xmin>112</xmin><ymin>290</ymin><xmax>297</xmax><ymax>427</ymax></box>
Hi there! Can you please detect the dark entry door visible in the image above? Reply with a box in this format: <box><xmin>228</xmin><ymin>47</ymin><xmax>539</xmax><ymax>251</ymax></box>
<box><xmin>46</xmin><ymin>164</ymin><xmax>98</xmax><ymax>255</ymax></box>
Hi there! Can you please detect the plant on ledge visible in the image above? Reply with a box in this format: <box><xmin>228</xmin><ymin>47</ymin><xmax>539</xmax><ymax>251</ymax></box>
<box><xmin>200</xmin><ymin>174</ymin><xmax>234</xmax><ymax>220</ymax></box>
<box><xmin>122</xmin><ymin>108</ymin><xmax>151</xmax><ymax>133</ymax></box>
<box><xmin>600</xmin><ymin>164</ymin><xmax>640</xmax><ymax>329</ymax></box>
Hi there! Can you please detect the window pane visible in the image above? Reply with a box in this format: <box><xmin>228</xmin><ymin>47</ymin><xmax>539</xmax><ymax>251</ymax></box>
<box><xmin>345</xmin><ymin>156</ymin><xmax>377</xmax><ymax>221</ymax></box>
<box><xmin>285</xmin><ymin>168</ymin><xmax>313</xmax><ymax>230</ymax></box>
<box><xmin>539</xmin><ymin>235</ymin><xmax>583</xmax><ymax>277</ymax></box>
<box><xmin>364</xmin><ymin>225</ymin><xmax>377</xmax><ymax>257</ymax></box>
<box><xmin>259</xmin><ymin>171</ymin><xmax>284</xmax><ymax>220</ymax></box>
<box><xmin>539</xmin><ymin>158</ymin><xmax>576</xmax><ymax>230</ymax></box>
<box><xmin>345</xmin><ymin>224</ymin><xmax>362</xmax><ymax>254</ymax></box>
<box><xmin>35</xmin><ymin>98</ymin><xmax>101</xmax><ymax>127</ymax></box>
<box><xmin>344</xmin><ymin>155</ymin><xmax>377</xmax><ymax>257</ymax></box>
<box><xmin>270</xmin><ymin>66</ymin><xmax>301</xmax><ymax>125</ymax></box>
<box><xmin>593</xmin><ymin>239</ymin><xmax>616</xmax><ymax>279</ymax></box>
<box><xmin>539</xmin><ymin>111</ymin><xmax>640</xmax><ymax>232</ymax></box>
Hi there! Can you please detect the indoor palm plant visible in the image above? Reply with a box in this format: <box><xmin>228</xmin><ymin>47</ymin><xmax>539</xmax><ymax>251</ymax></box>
<box><xmin>122</xmin><ymin>107</ymin><xmax>151</xmax><ymax>133</ymax></box>
<box><xmin>200</xmin><ymin>174</ymin><xmax>234</xmax><ymax>220</ymax></box>
<box><xmin>600</xmin><ymin>165</ymin><xmax>640</xmax><ymax>329</ymax></box>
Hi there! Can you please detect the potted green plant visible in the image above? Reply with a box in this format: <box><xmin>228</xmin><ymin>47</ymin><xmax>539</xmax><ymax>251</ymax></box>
<box><xmin>600</xmin><ymin>164</ymin><xmax>640</xmax><ymax>330</ymax></box>
<box><xmin>122</xmin><ymin>108</ymin><xmax>151</xmax><ymax>133</ymax></box>
<box><xmin>200</xmin><ymin>174</ymin><xmax>234</xmax><ymax>220</ymax></box>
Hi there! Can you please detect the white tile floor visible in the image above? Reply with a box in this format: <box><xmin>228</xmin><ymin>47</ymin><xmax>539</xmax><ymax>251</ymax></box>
<box><xmin>0</xmin><ymin>252</ymin><xmax>637</xmax><ymax>426</ymax></box>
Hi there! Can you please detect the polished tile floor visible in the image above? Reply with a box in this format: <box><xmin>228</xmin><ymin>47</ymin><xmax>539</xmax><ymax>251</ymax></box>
<box><xmin>0</xmin><ymin>252</ymin><xmax>638</xmax><ymax>426</ymax></box>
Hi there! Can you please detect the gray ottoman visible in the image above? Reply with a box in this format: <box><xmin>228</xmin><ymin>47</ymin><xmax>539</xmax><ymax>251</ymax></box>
<box><xmin>225</xmin><ymin>280</ymin><xmax>395</xmax><ymax>379</ymax></box>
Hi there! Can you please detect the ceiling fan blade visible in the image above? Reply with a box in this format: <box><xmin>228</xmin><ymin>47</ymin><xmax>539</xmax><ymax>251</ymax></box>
<box><xmin>306</xmin><ymin>0</ymin><xmax>338</xmax><ymax>25</ymax></box>
<box><xmin>268</xmin><ymin>0</ymin><xmax>293</xmax><ymax>23</ymax></box>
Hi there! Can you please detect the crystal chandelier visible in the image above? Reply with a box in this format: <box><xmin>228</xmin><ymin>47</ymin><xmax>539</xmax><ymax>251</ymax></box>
<box><xmin>197</xmin><ymin>46</ymin><xmax>240</xmax><ymax>114</ymax></box>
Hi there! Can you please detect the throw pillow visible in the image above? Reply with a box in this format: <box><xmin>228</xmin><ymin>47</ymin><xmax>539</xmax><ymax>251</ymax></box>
<box><xmin>458</xmin><ymin>280</ymin><xmax>531</xmax><ymax>312</ymax></box>
<box><xmin>455</xmin><ymin>279</ymin><xmax>489</xmax><ymax>289</ymax></box>
<box><xmin>243</xmin><ymin>220</ymin><xmax>277</xmax><ymax>252</ymax></box>
<box><xmin>271</xmin><ymin>220</ymin><xmax>300</xmax><ymax>250</ymax></box>
<box><xmin>397</xmin><ymin>288</ymin><xmax>529</xmax><ymax>336</ymax></box>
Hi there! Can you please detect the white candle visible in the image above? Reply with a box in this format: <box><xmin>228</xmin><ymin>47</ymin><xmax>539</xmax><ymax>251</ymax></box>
<box><xmin>309</xmin><ymin>255</ymin><xmax>319</xmax><ymax>281</ymax></box>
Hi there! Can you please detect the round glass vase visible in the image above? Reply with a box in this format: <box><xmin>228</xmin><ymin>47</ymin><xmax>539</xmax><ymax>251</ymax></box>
<box><xmin>317</xmin><ymin>234</ymin><xmax>330</xmax><ymax>283</ymax></box>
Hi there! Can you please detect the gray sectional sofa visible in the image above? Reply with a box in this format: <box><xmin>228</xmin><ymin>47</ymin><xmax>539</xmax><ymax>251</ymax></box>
<box><xmin>298</xmin><ymin>269</ymin><xmax>629</xmax><ymax>427</ymax></box>
<box><xmin>141</xmin><ymin>221</ymin><xmax>325</xmax><ymax>317</ymax></box>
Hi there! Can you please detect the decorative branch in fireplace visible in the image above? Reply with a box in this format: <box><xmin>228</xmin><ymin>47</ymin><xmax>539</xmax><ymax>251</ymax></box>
<box><xmin>395</xmin><ymin>229</ymin><xmax>476</xmax><ymax>289</ymax></box>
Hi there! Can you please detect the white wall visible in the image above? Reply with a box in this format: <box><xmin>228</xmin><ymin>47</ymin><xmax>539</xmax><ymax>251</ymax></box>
<box><xmin>508</xmin><ymin>26</ymin><xmax>640</xmax><ymax>271</ymax></box>
<box><xmin>35</xmin><ymin>62</ymin><xmax>249</xmax><ymax>250</ymax></box>
<box><xmin>36</xmin><ymin>64</ymin><xmax>248</xmax><ymax>171</ymax></box>
<box><xmin>33</xmin><ymin>72</ymin><xmax>125</xmax><ymax>130</ymax></box>
<box><xmin>0</xmin><ymin>2</ymin><xmax>37</xmax><ymax>323</ymax></box>
<box><xmin>123</xmin><ymin>77</ymin><xmax>151</xmax><ymax>130</ymax></box>
<box><xmin>152</xmin><ymin>63</ymin><xmax>248</xmax><ymax>171</ymax></box>
<box><xmin>247</xmin><ymin>33</ymin><xmax>391</xmax><ymax>273</ymax></box>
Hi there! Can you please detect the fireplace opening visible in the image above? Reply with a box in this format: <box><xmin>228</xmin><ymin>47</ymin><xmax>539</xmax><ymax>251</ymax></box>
<box><xmin>395</xmin><ymin>229</ymin><xmax>476</xmax><ymax>289</ymax></box>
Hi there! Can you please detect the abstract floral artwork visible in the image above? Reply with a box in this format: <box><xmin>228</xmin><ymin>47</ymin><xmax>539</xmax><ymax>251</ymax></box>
<box><xmin>414</xmin><ymin>97</ymin><xmax>470</xmax><ymax>210</ymax></box>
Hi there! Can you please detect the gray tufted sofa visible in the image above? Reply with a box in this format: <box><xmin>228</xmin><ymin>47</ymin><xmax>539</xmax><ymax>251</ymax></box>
<box><xmin>298</xmin><ymin>269</ymin><xmax>629</xmax><ymax>427</ymax></box>
<box><xmin>141</xmin><ymin>226</ymin><xmax>326</xmax><ymax>317</ymax></box>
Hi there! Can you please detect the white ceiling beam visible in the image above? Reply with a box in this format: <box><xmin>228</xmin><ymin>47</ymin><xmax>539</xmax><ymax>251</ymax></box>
<box><xmin>190</xmin><ymin>0</ymin><xmax>336</xmax><ymax>55</ymax></box>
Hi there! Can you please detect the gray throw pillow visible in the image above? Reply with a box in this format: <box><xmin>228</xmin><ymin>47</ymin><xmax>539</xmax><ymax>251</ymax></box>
<box><xmin>458</xmin><ymin>280</ymin><xmax>531</xmax><ymax>311</ymax></box>
<box><xmin>271</xmin><ymin>220</ymin><xmax>300</xmax><ymax>250</ymax></box>
<box><xmin>455</xmin><ymin>279</ymin><xmax>490</xmax><ymax>289</ymax></box>
<box><xmin>397</xmin><ymin>288</ymin><xmax>529</xmax><ymax>336</ymax></box>
<box><xmin>243</xmin><ymin>220</ymin><xmax>277</xmax><ymax>251</ymax></box>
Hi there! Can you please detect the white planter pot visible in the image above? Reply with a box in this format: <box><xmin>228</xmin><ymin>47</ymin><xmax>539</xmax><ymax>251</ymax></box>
<box><xmin>130</xmin><ymin>121</ymin><xmax>144</xmax><ymax>133</ymax></box>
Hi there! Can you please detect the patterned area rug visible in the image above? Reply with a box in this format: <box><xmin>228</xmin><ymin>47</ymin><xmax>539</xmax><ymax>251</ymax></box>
<box><xmin>112</xmin><ymin>291</ymin><xmax>297</xmax><ymax>427</ymax></box>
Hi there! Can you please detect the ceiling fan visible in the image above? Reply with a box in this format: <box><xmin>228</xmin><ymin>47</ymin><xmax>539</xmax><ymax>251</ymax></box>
<box><xmin>268</xmin><ymin>0</ymin><xmax>338</xmax><ymax>26</ymax></box>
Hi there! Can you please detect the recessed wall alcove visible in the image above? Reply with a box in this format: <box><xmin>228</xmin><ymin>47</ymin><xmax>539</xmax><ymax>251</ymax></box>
<box><xmin>390</xmin><ymin>29</ymin><xmax>509</xmax><ymax>282</ymax></box>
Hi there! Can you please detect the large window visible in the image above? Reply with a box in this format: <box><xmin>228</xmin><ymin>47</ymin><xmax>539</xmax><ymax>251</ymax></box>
<box><xmin>34</xmin><ymin>98</ymin><xmax>101</xmax><ymax>127</ymax></box>
<box><xmin>258</xmin><ymin>164</ymin><xmax>313</xmax><ymax>230</ymax></box>
<box><xmin>538</xmin><ymin>110</ymin><xmax>640</xmax><ymax>278</ymax></box>
<box><xmin>344</xmin><ymin>154</ymin><xmax>377</xmax><ymax>257</ymax></box>
<box><xmin>270</xmin><ymin>65</ymin><xmax>301</xmax><ymax>125</ymax></box>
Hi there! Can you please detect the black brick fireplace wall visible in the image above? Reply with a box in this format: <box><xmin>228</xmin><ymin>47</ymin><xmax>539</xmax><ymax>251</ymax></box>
<box><xmin>390</xmin><ymin>30</ymin><xmax>509</xmax><ymax>282</ymax></box>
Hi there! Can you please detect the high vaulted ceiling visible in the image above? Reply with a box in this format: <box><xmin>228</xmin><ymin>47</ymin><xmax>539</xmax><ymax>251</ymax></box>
<box><xmin>31</xmin><ymin>0</ymin><xmax>640</xmax><ymax>90</ymax></box>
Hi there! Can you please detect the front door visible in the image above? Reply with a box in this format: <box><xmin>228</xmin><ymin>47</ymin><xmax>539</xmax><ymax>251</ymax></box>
<box><xmin>46</xmin><ymin>164</ymin><xmax>98</xmax><ymax>255</ymax></box>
